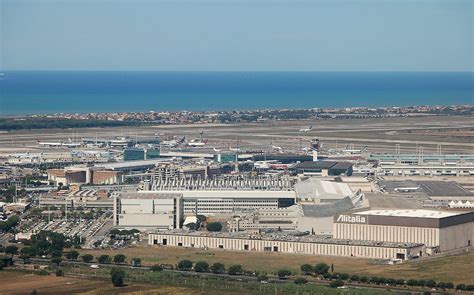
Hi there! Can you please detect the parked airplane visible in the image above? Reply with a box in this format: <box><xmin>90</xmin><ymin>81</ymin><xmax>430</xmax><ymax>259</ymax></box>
<box><xmin>299</xmin><ymin>125</ymin><xmax>313</xmax><ymax>132</ymax></box>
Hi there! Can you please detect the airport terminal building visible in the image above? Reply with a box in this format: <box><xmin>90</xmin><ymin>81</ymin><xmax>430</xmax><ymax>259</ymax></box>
<box><xmin>333</xmin><ymin>209</ymin><xmax>474</xmax><ymax>253</ymax></box>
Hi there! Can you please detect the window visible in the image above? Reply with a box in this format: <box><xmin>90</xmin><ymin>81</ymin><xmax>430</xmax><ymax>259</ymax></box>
<box><xmin>178</xmin><ymin>242</ymin><xmax>183</xmax><ymax>247</ymax></box>
<box><xmin>162</xmin><ymin>239</ymin><xmax>167</xmax><ymax>245</ymax></box>
<box><xmin>244</xmin><ymin>244</ymin><xmax>249</xmax><ymax>250</ymax></box>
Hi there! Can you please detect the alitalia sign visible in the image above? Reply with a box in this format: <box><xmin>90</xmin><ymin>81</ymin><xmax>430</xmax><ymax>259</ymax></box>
<box><xmin>336</xmin><ymin>215</ymin><xmax>367</xmax><ymax>224</ymax></box>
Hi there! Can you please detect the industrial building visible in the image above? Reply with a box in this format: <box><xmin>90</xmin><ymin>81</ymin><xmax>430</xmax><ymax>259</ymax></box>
<box><xmin>136</xmin><ymin>190</ymin><xmax>296</xmax><ymax>216</ymax></box>
<box><xmin>333</xmin><ymin>209</ymin><xmax>474</xmax><ymax>253</ymax></box>
<box><xmin>113</xmin><ymin>193</ymin><xmax>183</xmax><ymax>230</ymax></box>
<box><xmin>148</xmin><ymin>231</ymin><xmax>424</xmax><ymax>261</ymax></box>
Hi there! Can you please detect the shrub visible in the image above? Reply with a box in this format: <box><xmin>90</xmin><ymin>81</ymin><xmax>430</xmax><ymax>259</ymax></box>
<box><xmin>426</xmin><ymin>280</ymin><xmax>436</xmax><ymax>288</ymax></box>
<box><xmin>177</xmin><ymin>260</ymin><xmax>193</xmax><ymax>271</ymax></box>
<box><xmin>277</xmin><ymin>269</ymin><xmax>291</xmax><ymax>279</ymax></box>
<box><xmin>300</xmin><ymin>264</ymin><xmax>313</xmax><ymax>275</ymax></box>
<box><xmin>360</xmin><ymin>276</ymin><xmax>369</xmax><ymax>283</ymax></box>
<box><xmin>257</xmin><ymin>274</ymin><xmax>268</xmax><ymax>282</ymax></box>
<box><xmin>395</xmin><ymin>279</ymin><xmax>405</xmax><ymax>286</ymax></box>
<box><xmin>445</xmin><ymin>282</ymin><xmax>454</xmax><ymax>289</ymax></box>
<box><xmin>97</xmin><ymin>255</ymin><xmax>111</xmax><ymax>264</ymax></box>
<box><xmin>456</xmin><ymin>284</ymin><xmax>466</xmax><ymax>290</ymax></box>
<box><xmin>294</xmin><ymin>277</ymin><xmax>308</xmax><ymax>285</ymax></box>
<box><xmin>314</xmin><ymin>263</ymin><xmax>329</xmax><ymax>275</ymax></box>
<box><xmin>55</xmin><ymin>269</ymin><xmax>64</xmax><ymax>276</ymax></box>
<box><xmin>466</xmin><ymin>285</ymin><xmax>474</xmax><ymax>291</ymax></box>
<box><xmin>340</xmin><ymin>273</ymin><xmax>350</xmax><ymax>280</ymax></box>
<box><xmin>407</xmin><ymin>279</ymin><xmax>418</xmax><ymax>286</ymax></box>
<box><xmin>194</xmin><ymin>261</ymin><xmax>209</xmax><ymax>273</ymax></box>
<box><xmin>228</xmin><ymin>265</ymin><xmax>243</xmax><ymax>275</ymax></box>
<box><xmin>37</xmin><ymin>270</ymin><xmax>49</xmax><ymax>276</ymax></box>
<box><xmin>81</xmin><ymin>254</ymin><xmax>94</xmax><ymax>263</ymax></box>
<box><xmin>349</xmin><ymin>275</ymin><xmax>359</xmax><ymax>282</ymax></box>
<box><xmin>211</xmin><ymin>262</ymin><xmax>225</xmax><ymax>274</ymax></box>
<box><xmin>330</xmin><ymin>280</ymin><xmax>344</xmax><ymax>288</ymax></box>
<box><xmin>323</xmin><ymin>272</ymin><xmax>332</xmax><ymax>279</ymax></box>
<box><xmin>386</xmin><ymin>278</ymin><xmax>396</xmax><ymax>286</ymax></box>
<box><xmin>206</xmin><ymin>222</ymin><xmax>223</xmax><ymax>232</ymax></box>
<box><xmin>150</xmin><ymin>264</ymin><xmax>163</xmax><ymax>272</ymax></box>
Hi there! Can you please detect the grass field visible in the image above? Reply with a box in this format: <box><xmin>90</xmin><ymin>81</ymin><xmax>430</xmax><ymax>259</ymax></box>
<box><xmin>0</xmin><ymin>270</ymin><xmax>206</xmax><ymax>295</ymax></box>
<box><xmin>79</xmin><ymin>246</ymin><xmax>474</xmax><ymax>285</ymax></box>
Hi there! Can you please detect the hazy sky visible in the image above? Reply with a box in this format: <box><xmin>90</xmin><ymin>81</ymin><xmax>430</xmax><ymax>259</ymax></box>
<box><xmin>1</xmin><ymin>0</ymin><xmax>472</xmax><ymax>71</ymax></box>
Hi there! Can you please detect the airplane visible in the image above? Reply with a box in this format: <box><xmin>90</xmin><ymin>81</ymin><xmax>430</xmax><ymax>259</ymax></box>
<box><xmin>37</xmin><ymin>140</ymin><xmax>63</xmax><ymax>147</ymax></box>
<box><xmin>188</xmin><ymin>138</ymin><xmax>208</xmax><ymax>147</ymax></box>
<box><xmin>272</xmin><ymin>145</ymin><xmax>283</xmax><ymax>151</ymax></box>
<box><xmin>299</xmin><ymin>125</ymin><xmax>313</xmax><ymax>132</ymax></box>
<box><xmin>229</xmin><ymin>147</ymin><xmax>241</xmax><ymax>152</ymax></box>
<box><xmin>213</xmin><ymin>147</ymin><xmax>221</xmax><ymax>152</ymax></box>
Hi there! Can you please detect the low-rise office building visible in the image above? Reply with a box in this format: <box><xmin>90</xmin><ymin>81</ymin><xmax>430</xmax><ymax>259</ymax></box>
<box><xmin>113</xmin><ymin>193</ymin><xmax>183</xmax><ymax>230</ymax></box>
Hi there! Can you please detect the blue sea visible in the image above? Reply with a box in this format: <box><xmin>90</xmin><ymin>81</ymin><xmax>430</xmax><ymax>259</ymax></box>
<box><xmin>0</xmin><ymin>71</ymin><xmax>472</xmax><ymax>115</ymax></box>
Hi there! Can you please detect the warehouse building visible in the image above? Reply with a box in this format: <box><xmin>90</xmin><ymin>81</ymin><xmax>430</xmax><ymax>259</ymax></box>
<box><xmin>333</xmin><ymin>209</ymin><xmax>474</xmax><ymax>253</ymax></box>
<box><xmin>148</xmin><ymin>231</ymin><xmax>424</xmax><ymax>261</ymax></box>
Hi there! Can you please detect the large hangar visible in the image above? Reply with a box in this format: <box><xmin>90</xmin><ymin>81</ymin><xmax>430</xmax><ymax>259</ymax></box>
<box><xmin>333</xmin><ymin>209</ymin><xmax>474</xmax><ymax>253</ymax></box>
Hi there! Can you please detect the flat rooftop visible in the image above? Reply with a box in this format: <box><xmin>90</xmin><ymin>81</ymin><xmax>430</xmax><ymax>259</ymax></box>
<box><xmin>151</xmin><ymin>230</ymin><xmax>423</xmax><ymax>249</ymax></box>
<box><xmin>354</xmin><ymin>209</ymin><xmax>460</xmax><ymax>219</ymax></box>
<box><xmin>121</xmin><ymin>192</ymin><xmax>182</xmax><ymax>199</ymax></box>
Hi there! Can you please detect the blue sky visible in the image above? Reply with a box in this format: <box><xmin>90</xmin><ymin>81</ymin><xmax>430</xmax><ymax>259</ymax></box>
<box><xmin>1</xmin><ymin>0</ymin><xmax>472</xmax><ymax>71</ymax></box>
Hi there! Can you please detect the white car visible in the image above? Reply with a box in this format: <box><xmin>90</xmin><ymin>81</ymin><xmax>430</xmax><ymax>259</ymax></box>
<box><xmin>90</xmin><ymin>264</ymin><xmax>99</xmax><ymax>269</ymax></box>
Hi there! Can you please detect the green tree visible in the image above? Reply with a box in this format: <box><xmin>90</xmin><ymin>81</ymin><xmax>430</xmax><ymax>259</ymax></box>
<box><xmin>5</xmin><ymin>245</ymin><xmax>18</xmax><ymax>257</ymax></box>
<box><xmin>97</xmin><ymin>254</ymin><xmax>111</xmax><ymax>264</ymax></box>
<box><xmin>210</xmin><ymin>262</ymin><xmax>225</xmax><ymax>274</ymax></box>
<box><xmin>228</xmin><ymin>265</ymin><xmax>243</xmax><ymax>275</ymax></box>
<box><xmin>314</xmin><ymin>263</ymin><xmax>329</xmax><ymax>275</ymax></box>
<box><xmin>206</xmin><ymin>222</ymin><xmax>223</xmax><ymax>232</ymax></box>
<box><xmin>66</xmin><ymin>250</ymin><xmax>79</xmax><ymax>261</ymax></box>
<box><xmin>55</xmin><ymin>269</ymin><xmax>64</xmax><ymax>276</ymax></box>
<box><xmin>110</xmin><ymin>268</ymin><xmax>125</xmax><ymax>287</ymax></box>
<box><xmin>294</xmin><ymin>277</ymin><xmax>308</xmax><ymax>284</ymax></box>
<box><xmin>257</xmin><ymin>274</ymin><xmax>268</xmax><ymax>282</ymax></box>
<box><xmin>330</xmin><ymin>280</ymin><xmax>344</xmax><ymax>288</ymax></box>
<box><xmin>51</xmin><ymin>256</ymin><xmax>62</xmax><ymax>266</ymax></box>
<box><xmin>300</xmin><ymin>264</ymin><xmax>313</xmax><ymax>275</ymax></box>
<box><xmin>0</xmin><ymin>260</ymin><xmax>5</xmax><ymax>270</ymax></box>
<box><xmin>340</xmin><ymin>273</ymin><xmax>350</xmax><ymax>280</ymax></box>
<box><xmin>445</xmin><ymin>282</ymin><xmax>454</xmax><ymax>289</ymax></box>
<box><xmin>426</xmin><ymin>280</ymin><xmax>437</xmax><ymax>288</ymax></box>
<box><xmin>177</xmin><ymin>259</ymin><xmax>193</xmax><ymax>271</ymax></box>
<box><xmin>194</xmin><ymin>261</ymin><xmax>209</xmax><ymax>273</ymax></box>
<box><xmin>456</xmin><ymin>284</ymin><xmax>466</xmax><ymax>290</ymax></box>
<box><xmin>360</xmin><ymin>276</ymin><xmax>369</xmax><ymax>283</ymax></box>
<box><xmin>113</xmin><ymin>254</ymin><xmax>126</xmax><ymax>264</ymax></box>
<box><xmin>150</xmin><ymin>264</ymin><xmax>163</xmax><ymax>272</ymax></box>
<box><xmin>81</xmin><ymin>254</ymin><xmax>94</xmax><ymax>263</ymax></box>
<box><xmin>277</xmin><ymin>269</ymin><xmax>291</xmax><ymax>279</ymax></box>
<box><xmin>407</xmin><ymin>279</ymin><xmax>418</xmax><ymax>286</ymax></box>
